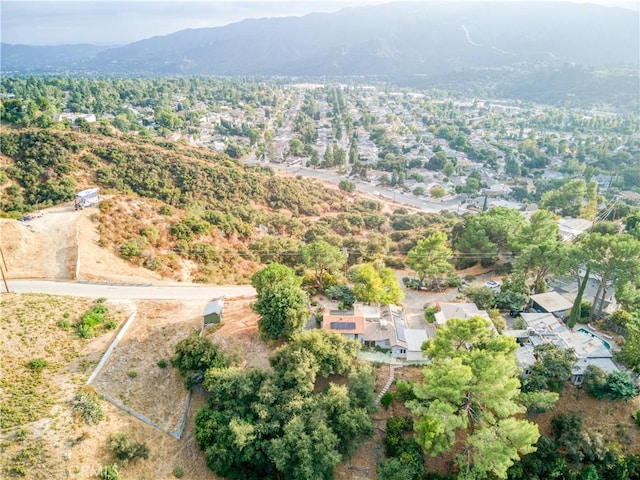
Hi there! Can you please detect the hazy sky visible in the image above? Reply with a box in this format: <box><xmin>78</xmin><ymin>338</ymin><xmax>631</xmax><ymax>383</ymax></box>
<box><xmin>2</xmin><ymin>0</ymin><xmax>638</xmax><ymax>46</ymax></box>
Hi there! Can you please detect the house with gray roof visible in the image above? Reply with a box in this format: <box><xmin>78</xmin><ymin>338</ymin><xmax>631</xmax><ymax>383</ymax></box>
<box><xmin>506</xmin><ymin>312</ymin><xmax>618</xmax><ymax>386</ymax></box>
<box><xmin>360</xmin><ymin>304</ymin><xmax>429</xmax><ymax>361</ymax></box>
<box><xmin>434</xmin><ymin>302</ymin><xmax>492</xmax><ymax>329</ymax></box>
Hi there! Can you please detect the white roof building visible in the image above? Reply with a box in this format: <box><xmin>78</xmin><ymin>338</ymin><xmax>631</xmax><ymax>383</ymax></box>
<box><xmin>361</xmin><ymin>304</ymin><xmax>430</xmax><ymax>361</ymax></box>
<box><xmin>530</xmin><ymin>292</ymin><xmax>574</xmax><ymax>317</ymax></box>
<box><xmin>558</xmin><ymin>217</ymin><xmax>593</xmax><ymax>242</ymax></box>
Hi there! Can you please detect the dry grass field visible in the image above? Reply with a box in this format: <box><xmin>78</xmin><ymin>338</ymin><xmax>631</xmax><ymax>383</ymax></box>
<box><xmin>0</xmin><ymin>293</ymin><xmax>271</xmax><ymax>480</ymax></box>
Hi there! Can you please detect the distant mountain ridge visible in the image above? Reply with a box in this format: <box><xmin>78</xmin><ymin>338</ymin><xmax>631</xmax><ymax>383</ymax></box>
<box><xmin>2</xmin><ymin>2</ymin><xmax>638</xmax><ymax>75</ymax></box>
<box><xmin>1</xmin><ymin>44</ymin><xmax>110</xmax><ymax>73</ymax></box>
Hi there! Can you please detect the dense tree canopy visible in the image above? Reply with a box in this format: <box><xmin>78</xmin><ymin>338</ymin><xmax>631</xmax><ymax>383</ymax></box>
<box><xmin>194</xmin><ymin>331</ymin><xmax>373</xmax><ymax>480</ymax></box>
<box><xmin>171</xmin><ymin>334</ymin><xmax>228</xmax><ymax>388</ymax></box>
<box><xmin>250</xmin><ymin>263</ymin><xmax>300</xmax><ymax>295</ymax></box>
<box><xmin>406</xmin><ymin>231</ymin><xmax>453</xmax><ymax>289</ymax></box>
<box><xmin>452</xmin><ymin>208</ymin><xmax>523</xmax><ymax>268</ymax></box>
<box><xmin>253</xmin><ymin>281</ymin><xmax>309</xmax><ymax>341</ymax></box>
<box><xmin>409</xmin><ymin>317</ymin><xmax>539</xmax><ymax>479</ymax></box>
<box><xmin>523</xmin><ymin>344</ymin><xmax>576</xmax><ymax>393</ymax></box>
<box><xmin>580</xmin><ymin>233</ymin><xmax>640</xmax><ymax>320</ymax></box>
<box><xmin>300</xmin><ymin>241</ymin><xmax>347</xmax><ymax>291</ymax></box>
<box><xmin>348</xmin><ymin>261</ymin><xmax>404</xmax><ymax>305</ymax></box>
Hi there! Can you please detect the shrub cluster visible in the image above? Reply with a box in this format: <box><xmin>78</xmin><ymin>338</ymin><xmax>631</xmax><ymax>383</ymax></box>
<box><xmin>377</xmin><ymin>416</ymin><xmax>425</xmax><ymax>480</ymax></box>
<box><xmin>107</xmin><ymin>433</ymin><xmax>150</xmax><ymax>464</ymax></box>
<box><xmin>72</xmin><ymin>391</ymin><xmax>104</xmax><ymax>425</ymax></box>
<box><xmin>75</xmin><ymin>300</ymin><xmax>113</xmax><ymax>338</ymax></box>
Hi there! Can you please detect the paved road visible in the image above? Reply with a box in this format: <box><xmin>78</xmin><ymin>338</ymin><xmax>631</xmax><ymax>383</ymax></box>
<box><xmin>243</xmin><ymin>154</ymin><xmax>463</xmax><ymax>213</ymax></box>
<box><xmin>5</xmin><ymin>280</ymin><xmax>255</xmax><ymax>300</ymax></box>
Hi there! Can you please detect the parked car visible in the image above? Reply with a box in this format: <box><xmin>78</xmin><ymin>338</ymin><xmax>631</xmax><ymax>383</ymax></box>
<box><xmin>485</xmin><ymin>280</ymin><xmax>502</xmax><ymax>289</ymax></box>
<box><xmin>509</xmin><ymin>309</ymin><xmax>525</xmax><ymax>317</ymax></box>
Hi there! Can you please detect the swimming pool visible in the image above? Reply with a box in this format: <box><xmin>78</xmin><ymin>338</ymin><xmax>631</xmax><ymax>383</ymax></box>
<box><xmin>577</xmin><ymin>328</ymin><xmax>611</xmax><ymax>349</ymax></box>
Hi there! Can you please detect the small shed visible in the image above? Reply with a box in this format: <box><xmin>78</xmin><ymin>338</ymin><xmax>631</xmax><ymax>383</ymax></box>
<box><xmin>75</xmin><ymin>187</ymin><xmax>100</xmax><ymax>210</ymax></box>
<box><xmin>203</xmin><ymin>299</ymin><xmax>224</xmax><ymax>325</ymax></box>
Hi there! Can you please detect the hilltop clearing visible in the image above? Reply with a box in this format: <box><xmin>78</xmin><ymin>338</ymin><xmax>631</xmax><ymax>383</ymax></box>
<box><xmin>1</xmin><ymin>202</ymin><xmax>166</xmax><ymax>283</ymax></box>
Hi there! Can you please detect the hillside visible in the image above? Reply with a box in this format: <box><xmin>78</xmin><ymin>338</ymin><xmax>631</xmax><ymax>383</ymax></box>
<box><xmin>0</xmin><ymin>128</ymin><xmax>451</xmax><ymax>284</ymax></box>
<box><xmin>2</xmin><ymin>2</ymin><xmax>637</xmax><ymax>76</ymax></box>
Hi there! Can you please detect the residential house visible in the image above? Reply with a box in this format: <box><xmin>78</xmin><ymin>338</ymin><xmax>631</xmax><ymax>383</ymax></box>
<box><xmin>434</xmin><ymin>302</ymin><xmax>492</xmax><ymax>329</ymax></box>
<box><xmin>507</xmin><ymin>312</ymin><xmax>618</xmax><ymax>385</ymax></box>
<box><xmin>529</xmin><ymin>292</ymin><xmax>574</xmax><ymax>319</ymax></box>
<box><xmin>558</xmin><ymin>217</ymin><xmax>593</xmax><ymax>242</ymax></box>
<box><xmin>322</xmin><ymin>309</ymin><xmax>365</xmax><ymax>342</ymax></box>
<box><xmin>55</xmin><ymin>112</ymin><xmax>97</xmax><ymax>123</ymax></box>
<box><xmin>323</xmin><ymin>305</ymin><xmax>428</xmax><ymax>361</ymax></box>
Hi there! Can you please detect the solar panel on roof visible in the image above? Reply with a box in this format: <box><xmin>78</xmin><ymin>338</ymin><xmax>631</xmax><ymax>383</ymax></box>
<box><xmin>330</xmin><ymin>322</ymin><xmax>356</xmax><ymax>330</ymax></box>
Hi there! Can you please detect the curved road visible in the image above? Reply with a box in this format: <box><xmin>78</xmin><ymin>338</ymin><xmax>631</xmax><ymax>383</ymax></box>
<box><xmin>5</xmin><ymin>279</ymin><xmax>255</xmax><ymax>300</ymax></box>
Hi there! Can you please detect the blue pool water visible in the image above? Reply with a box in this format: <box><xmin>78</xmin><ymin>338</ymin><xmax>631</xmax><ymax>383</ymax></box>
<box><xmin>577</xmin><ymin>328</ymin><xmax>611</xmax><ymax>349</ymax></box>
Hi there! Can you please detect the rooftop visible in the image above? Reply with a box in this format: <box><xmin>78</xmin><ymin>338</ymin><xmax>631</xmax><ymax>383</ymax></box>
<box><xmin>435</xmin><ymin>302</ymin><xmax>491</xmax><ymax>327</ymax></box>
<box><xmin>323</xmin><ymin>309</ymin><xmax>365</xmax><ymax>335</ymax></box>
<box><xmin>530</xmin><ymin>292</ymin><xmax>574</xmax><ymax>313</ymax></box>
<box><xmin>202</xmin><ymin>299</ymin><xmax>224</xmax><ymax>316</ymax></box>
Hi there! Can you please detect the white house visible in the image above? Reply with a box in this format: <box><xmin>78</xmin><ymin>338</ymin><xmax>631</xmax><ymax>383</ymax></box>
<box><xmin>55</xmin><ymin>113</ymin><xmax>96</xmax><ymax>123</ymax></box>
<box><xmin>558</xmin><ymin>217</ymin><xmax>593</xmax><ymax>242</ymax></box>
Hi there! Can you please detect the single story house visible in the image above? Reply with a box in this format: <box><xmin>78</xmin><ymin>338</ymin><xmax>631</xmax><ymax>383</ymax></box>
<box><xmin>324</xmin><ymin>305</ymin><xmax>429</xmax><ymax>361</ymax></box>
<box><xmin>55</xmin><ymin>112</ymin><xmax>97</xmax><ymax>123</ymax></box>
<box><xmin>322</xmin><ymin>309</ymin><xmax>365</xmax><ymax>342</ymax></box>
<box><xmin>558</xmin><ymin>218</ymin><xmax>593</xmax><ymax>242</ymax></box>
<box><xmin>434</xmin><ymin>302</ymin><xmax>492</xmax><ymax>329</ymax></box>
<box><xmin>506</xmin><ymin>312</ymin><xmax>618</xmax><ymax>385</ymax></box>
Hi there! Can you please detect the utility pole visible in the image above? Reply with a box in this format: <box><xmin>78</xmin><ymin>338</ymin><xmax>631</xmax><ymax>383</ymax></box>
<box><xmin>0</xmin><ymin>265</ymin><xmax>9</xmax><ymax>293</ymax></box>
<box><xmin>0</xmin><ymin>247</ymin><xmax>7</xmax><ymax>272</ymax></box>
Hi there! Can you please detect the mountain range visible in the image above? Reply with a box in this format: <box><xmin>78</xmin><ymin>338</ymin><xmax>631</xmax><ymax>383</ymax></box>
<box><xmin>2</xmin><ymin>2</ymin><xmax>638</xmax><ymax>76</ymax></box>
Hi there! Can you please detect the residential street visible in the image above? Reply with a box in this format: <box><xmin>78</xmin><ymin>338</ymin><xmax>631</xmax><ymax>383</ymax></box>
<box><xmin>243</xmin><ymin>154</ymin><xmax>463</xmax><ymax>213</ymax></box>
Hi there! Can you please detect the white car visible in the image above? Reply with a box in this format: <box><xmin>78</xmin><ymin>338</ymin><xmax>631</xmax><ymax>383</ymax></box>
<box><xmin>485</xmin><ymin>280</ymin><xmax>502</xmax><ymax>289</ymax></box>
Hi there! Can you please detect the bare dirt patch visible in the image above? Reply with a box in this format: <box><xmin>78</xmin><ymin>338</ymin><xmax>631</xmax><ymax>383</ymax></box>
<box><xmin>1</xmin><ymin>294</ymin><xmax>270</xmax><ymax>480</ymax></box>
<box><xmin>1</xmin><ymin>204</ymin><xmax>78</xmax><ymax>279</ymax></box>
<box><xmin>203</xmin><ymin>297</ymin><xmax>274</xmax><ymax>370</ymax></box>
<box><xmin>535</xmin><ymin>383</ymin><xmax>640</xmax><ymax>454</ymax></box>
<box><xmin>0</xmin><ymin>293</ymin><xmax>131</xmax><ymax>479</ymax></box>
<box><xmin>0</xmin><ymin>201</ymin><xmax>166</xmax><ymax>284</ymax></box>
<box><xmin>91</xmin><ymin>300</ymin><xmax>204</xmax><ymax>433</ymax></box>
<box><xmin>76</xmin><ymin>203</ymin><xmax>167</xmax><ymax>284</ymax></box>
